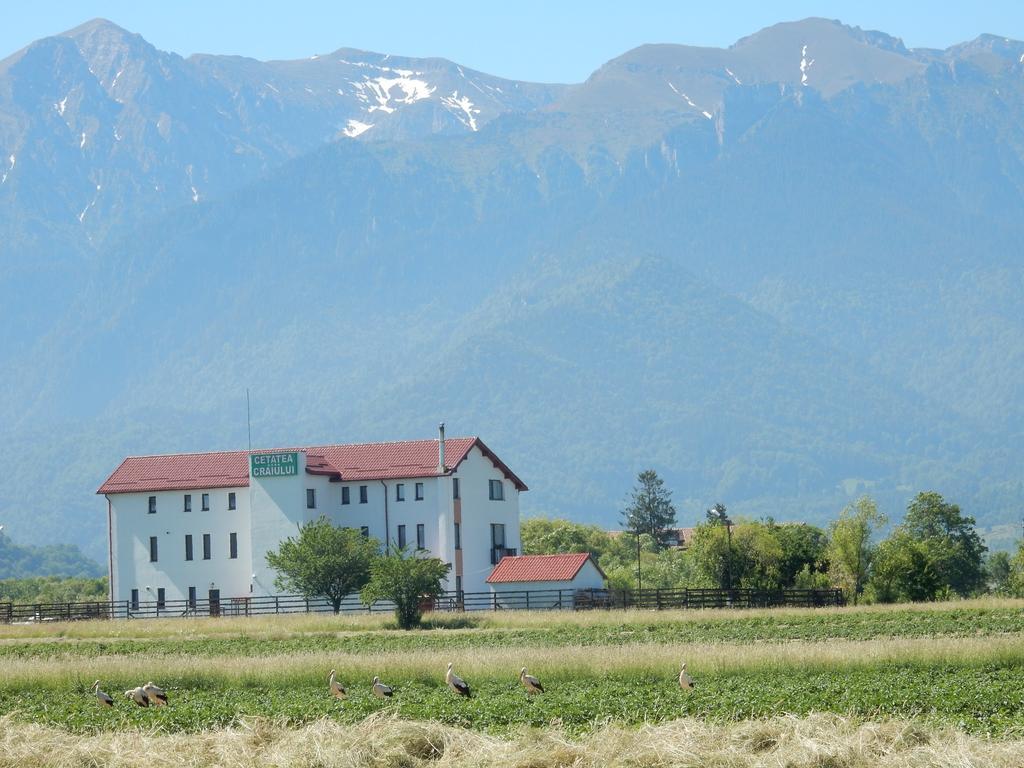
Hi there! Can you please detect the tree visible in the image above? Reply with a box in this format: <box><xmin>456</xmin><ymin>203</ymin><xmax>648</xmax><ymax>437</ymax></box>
<box><xmin>731</xmin><ymin>523</ymin><xmax>784</xmax><ymax>590</ymax></box>
<box><xmin>265</xmin><ymin>517</ymin><xmax>379</xmax><ymax>613</ymax></box>
<box><xmin>826</xmin><ymin>496</ymin><xmax>886</xmax><ymax>605</ymax></box>
<box><xmin>521</xmin><ymin>518</ymin><xmax>613</xmax><ymax>558</ymax></box>
<box><xmin>867</xmin><ymin>532</ymin><xmax>940</xmax><ymax>603</ymax></box>
<box><xmin>986</xmin><ymin>551</ymin><xmax>1012</xmax><ymax>595</ymax></box>
<box><xmin>769</xmin><ymin>521</ymin><xmax>829</xmax><ymax>588</ymax></box>
<box><xmin>689</xmin><ymin>523</ymin><xmax>732</xmax><ymax>589</ymax></box>
<box><xmin>621</xmin><ymin>470</ymin><xmax>677</xmax><ymax>550</ymax></box>
<box><xmin>902</xmin><ymin>492</ymin><xmax>986</xmax><ymax>597</ymax></box>
<box><xmin>361</xmin><ymin>549</ymin><xmax>451</xmax><ymax>629</ymax></box>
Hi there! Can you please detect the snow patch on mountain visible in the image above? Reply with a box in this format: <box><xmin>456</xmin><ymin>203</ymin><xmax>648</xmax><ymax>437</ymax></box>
<box><xmin>186</xmin><ymin>165</ymin><xmax>199</xmax><ymax>203</ymax></box>
<box><xmin>338</xmin><ymin>59</ymin><xmax>421</xmax><ymax>78</ymax></box>
<box><xmin>667</xmin><ymin>82</ymin><xmax>713</xmax><ymax>118</ymax></box>
<box><xmin>800</xmin><ymin>44</ymin><xmax>815</xmax><ymax>86</ymax></box>
<box><xmin>354</xmin><ymin>76</ymin><xmax>435</xmax><ymax>114</ymax></box>
<box><xmin>80</xmin><ymin>132</ymin><xmax>87</xmax><ymax>149</ymax></box>
<box><xmin>725</xmin><ymin>67</ymin><xmax>742</xmax><ymax>85</ymax></box>
<box><xmin>78</xmin><ymin>184</ymin><xmax>101</xmax><ymax>223</ymax></box>
<box><xmin>110</xmin><ymin>69</ymin><xmax>124</xmax><ymax>88</ymax></box>
<box><xmin>55</xmin><ymin>96</ymin><xmax>68</xmax><ymax>116</ymax></box>
<box><xmin>113</xmin><ymin>127</ymin><xmax>121</xmax><ymax>141</ymax></box>
<box><xmin>343</xmin><ymin>119</ymin><xmax>373</xmax><ymax>138</ymax></box>
<box><xmin>441</xmin><ymin>91</ymin><xmax>480</xmax><ymax>131</ymax></box>
<box><xmin>1</xmin><ymin>154</ymin><xmax>13</xmax><ymax>184</ymax></box>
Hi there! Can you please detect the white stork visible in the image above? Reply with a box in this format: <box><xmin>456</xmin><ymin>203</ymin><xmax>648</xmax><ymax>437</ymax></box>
<box><xmin>445</xmin><ymin>662</ymin><xmax>471</xmax><ymax>697</ymax></box>
<box><xmin>142</xmin><ymin>681</ymin><xmax>168</xmax><ymax>706</ymax></box>
<box><xmin>329</xmin><ymin>669</ymin><xmax>346</xmax><ymax>699</ymax></box>
<box><xmin>679</xmin><ymin>662</ymin><xmax>694</xmax><ymax>690</ymax></box>
<box><xmin>519</xmin><ymin>667</ymin><xmax>544</xmax><ymax>694</ymax></box>
<box><xmin>92</xmin><ymin>680</ymin><xmax>114</xmax><ymax>707</ymax></box>
<box><xmin>372</xmin><ymin>676</ymin><xmax>393</xmax><ymax>699</ymax></box>
<box><xmin>124</xmin><ymin>686</ymin><xmax>149</xmax><ymax>707</ymax></box>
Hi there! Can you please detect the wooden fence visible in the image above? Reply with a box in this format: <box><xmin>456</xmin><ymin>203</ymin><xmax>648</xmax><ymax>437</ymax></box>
<box><xmin>0</xmin><ymin>587</ymin><xmax>842</xmax><ymax>624</ymax></box>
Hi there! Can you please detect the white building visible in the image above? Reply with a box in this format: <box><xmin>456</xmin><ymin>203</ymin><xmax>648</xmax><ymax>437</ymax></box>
<box><xmin>97</xmin><ymin>427</ymin><xmax>526</xmax><ymax>611</ymax></box>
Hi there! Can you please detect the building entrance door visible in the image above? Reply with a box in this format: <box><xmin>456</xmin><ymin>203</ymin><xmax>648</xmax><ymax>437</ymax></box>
<box><xmin>208</xmin><ymin>589</ymin><xmax>221</xmax><ymax>617</ymax></box>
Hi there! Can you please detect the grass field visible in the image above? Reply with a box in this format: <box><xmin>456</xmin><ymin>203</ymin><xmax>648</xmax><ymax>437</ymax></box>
<box><xmin>2</xmin><ymin>600</ymin><xmax>1024</xmax><ymax>765</ymax></box>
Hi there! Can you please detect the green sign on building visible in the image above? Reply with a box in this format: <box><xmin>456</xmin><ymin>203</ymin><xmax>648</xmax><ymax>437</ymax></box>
<box><xmin>250</xmin><ymin>451</ymin><xmax>299</xmax><ymax>478</ymax></box>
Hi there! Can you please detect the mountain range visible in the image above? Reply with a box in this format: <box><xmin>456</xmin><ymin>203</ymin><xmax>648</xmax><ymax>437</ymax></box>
<box><xmin>1</xmin><ymin>18</ymin><xmax>1023</xmax><ymax>563</ymax></box>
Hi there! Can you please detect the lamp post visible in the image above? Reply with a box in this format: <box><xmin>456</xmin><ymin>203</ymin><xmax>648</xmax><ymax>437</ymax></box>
<box><xmin>724</xmin><ymin>516</ymin><xmax>733</xmax><ymax>591</ymax></box>
<box><xmin>636</xmin><ymin>529</ymin><xmax>643</xmax><ymax>595</ymax></box>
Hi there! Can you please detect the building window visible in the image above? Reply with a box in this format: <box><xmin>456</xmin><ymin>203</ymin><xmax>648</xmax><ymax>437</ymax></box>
<box><xmin>184</xmin><ymin>494</ymin><xmax>192</xmax><ymax>512</ymax></box>
<box><xmin>203</xmin><ymin>533</ymin><xmax>211</xmax><ymax>560</ymax></box>
<box><xmin>156</xmin><ymin>588</ymin><xmax>165</xmax><ymax>610</ymax></box>
<box><xmin>416</xmin><ymin>523</ymin><xmax>425</xmax><ymax>549</ymax></box>
<box><xmin>454</xmin><ymin>522</ymin><xmax>461</xmax><ymax>550</ymax></box>
<box><xmin>397</xmin><ymin>524</ymin><xmax>407</xmax><ymax>549</ymax></box>
<box><xmin>360</xmin><ymin>526</ymin><xmax>370</xmax><ymax>538</ymax></box>
<box><xmin>201</xmin><ymin>493</ymin><xmax>210</xmax><ymax>511</ymax></box>
<box><xmin>453</xmin><ymin>477</ymin><xmax>460</xmax><ymax>500</ymax></box>
<box><xmin>188</xmin><ymin>586</ymin><xmax>197</xmax><ymax>609</ymax></box>
<box><xmin>228</xmin><ymin>492</ymin><xmax>236</xmax><ymax>510</ymax></box>
<box><xmin>396</xmin><ymin>483</ymin><xmax>405</xmax><ymax>502</ymax></box>
<box><xmin>148</xmin><ymin>496</ymin><xmax>156</xmax><ymax>514</ymax></box>
<box><xmin>490</xmin><ymin>523</ymin><xmax>509</xmax><ymax>564</ymax></box>
<box><xmin>185</xmin><ymin>534</ymin><xmax>193</xmax><ymax>561</ymax></box>
<box><xmin>489</xmin><ymin>479</ymin><xmax>504</xmax><ymax>501</ymax></box>
<box><xmin>415</xmin><ymin>482</ymin><xmax>424</xmax><ymax>501</ymax></box>
<box><xmin>229</xmin><ymin>532</ymin><xmax>238</xmax><ymax>559</ymax></box>
<box><xmin>149</xmin><ymin>536</ymin><xmax>158</xmax><ymax>562</ymax></box>
<box><xmin>359</xmin><ymin>485</ymin><xmax>368</xmax><ymax>503</ymax></box>
<box><xmin>130</xmin><ymin>589</ymin><xmax>139</xmax><ymax>610</ymax></box>
<box><xmin>341</xmin><ymin>487</ymin><xmax>350</xmax><ymax>505</ymax></box>
<box><xmin>306</xmin><ymin>488</ymin><xmax>316</xmax><ymax>509</ymax></box>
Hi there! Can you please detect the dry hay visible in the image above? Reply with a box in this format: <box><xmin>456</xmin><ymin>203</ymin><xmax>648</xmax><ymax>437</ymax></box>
<box><xmin>1</xmin><ymin>712</ymin><xmax>1021</xmax><ymax>768</ymax></box>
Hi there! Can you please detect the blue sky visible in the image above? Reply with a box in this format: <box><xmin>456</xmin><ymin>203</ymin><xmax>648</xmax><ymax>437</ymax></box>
<box><xmin>3</xmin><ymin>1</ymin><xmax>1023</xmax><ymax>82</ymax></box>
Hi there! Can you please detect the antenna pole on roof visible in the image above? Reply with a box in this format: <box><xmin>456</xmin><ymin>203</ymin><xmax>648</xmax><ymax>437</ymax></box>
<box><xmin>246</xmin><ymin>388</ymin><xmax>252</xmax><ymax>453</ymax></box>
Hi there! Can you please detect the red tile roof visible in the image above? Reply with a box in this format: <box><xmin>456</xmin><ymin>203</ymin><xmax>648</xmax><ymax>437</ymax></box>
<box><xmin>486</xmin><ymin>553</ymin><xmax>603</xmax><ymax>584</ymax></box>
<box><xmin>97</xmin><ymin>437</ymin><xmax>527</xmax><ymax>495</ymax></box>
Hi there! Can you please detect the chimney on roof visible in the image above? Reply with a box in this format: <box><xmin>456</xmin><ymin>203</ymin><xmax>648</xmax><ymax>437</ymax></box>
<box><xmin>438</xmin><ymin>422</ymin><xmax>446</xmax><ymax>473</ymax></box>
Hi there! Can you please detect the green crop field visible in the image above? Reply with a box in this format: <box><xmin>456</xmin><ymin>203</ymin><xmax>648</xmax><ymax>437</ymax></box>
<box><xmin>2</xmin><ymin>600</ymin><xmax>1024</xmax><ymax>766</ymax></box>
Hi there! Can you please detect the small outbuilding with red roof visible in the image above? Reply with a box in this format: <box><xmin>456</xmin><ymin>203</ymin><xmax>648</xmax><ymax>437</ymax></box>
<box><xmin>486</xmin><ymin>552</ymin><xmax>606</xmax><ymax>608</ymax></box>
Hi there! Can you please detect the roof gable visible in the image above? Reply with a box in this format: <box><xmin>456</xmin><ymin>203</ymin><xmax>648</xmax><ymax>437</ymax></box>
<box><xmin>486</xmin><ymin>553</ymin><xmax>602</xmax><ymax>583</ymax></box>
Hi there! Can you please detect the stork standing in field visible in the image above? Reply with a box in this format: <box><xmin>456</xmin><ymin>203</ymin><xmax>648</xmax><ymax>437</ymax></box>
<box><xmin>372</xmin><ymin>676</ymin><xmax>393</xmax><ymax>699</ymax></box>
<box><xmin>125</xmin><ymin>686</ymin><xmax>149</xmax><ymax>707</ymax></box>
<box><xmin>329</xmin><ymin>669</ymin><xmax>346</xmax><ymax>699</ymax></box>
<box><xmin>445</xmin><ymin>662</ymin><xmax>471</xmax><ymax>697</ymax></box>
<box><xmin>519</xmin><ymin>667</ymin><xmax>544</xmax><ymax>695</ymax></box>
<box><xmin>142</xmin><ymin>681</ymin><xmax>168</xmax><ymax>706</ymax></box>
<box><xmin>92</xmin><ymin>680</ymin><xmax>114</xmax><ymax>707</ymax></box>
<box><xmin>679</xmin><ymin>662</ymin><xmax>694</xmax><ymax>690</ymax></box>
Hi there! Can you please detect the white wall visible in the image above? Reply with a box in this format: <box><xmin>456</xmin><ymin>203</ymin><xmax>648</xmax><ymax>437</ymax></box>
<box><xmin>490</xmin><ymin>560</ymin><xmax>605</xmax><ymax>608</ymax></box>
<box><xmin>107</xmin><ymin>486</ymin><xmax>250</xmax><ymax>606</ymax></box>
<box><xmin>453</xmin><ymin>446</ymin><xmax>522</xmax><ymax>594</ymax></box>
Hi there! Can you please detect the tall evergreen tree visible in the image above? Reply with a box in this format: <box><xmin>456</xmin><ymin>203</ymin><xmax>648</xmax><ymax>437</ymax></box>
<box><xmin>621</xmin><ymin>470</ymin><xmax>677</xmax><ymax>550</ymax></box>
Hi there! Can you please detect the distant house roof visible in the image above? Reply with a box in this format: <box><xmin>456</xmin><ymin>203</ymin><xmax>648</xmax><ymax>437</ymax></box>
<box><xmin>97</xmin><ymin>437</ymin><xmax>527</xmax><ymax>495</ymax></box>
<box><xmin>608</xmin><ymin>526</ymin><xmax>733</xmax><ymax>548</ymax></box>
<box><xmin>486</xmin><ymin>553</ymin><xmax>604</xmax><ymax>584</ymax></box>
